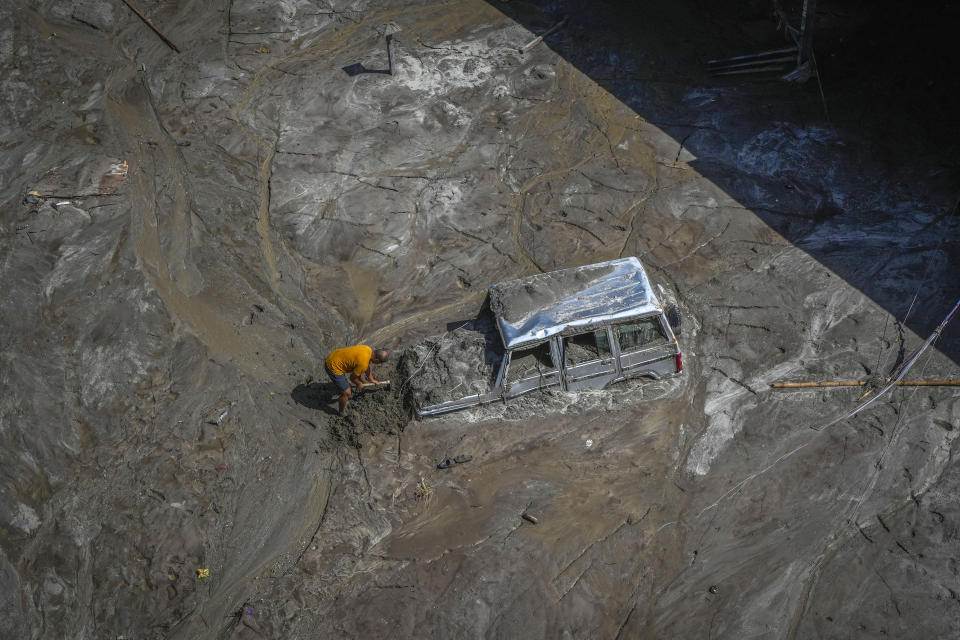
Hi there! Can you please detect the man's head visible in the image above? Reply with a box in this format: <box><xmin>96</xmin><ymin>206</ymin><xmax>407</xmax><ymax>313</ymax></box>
<box><xmin>372</xmin><ymin>348</ymin><xmax>390</xmax><ymax>364</ymax></box>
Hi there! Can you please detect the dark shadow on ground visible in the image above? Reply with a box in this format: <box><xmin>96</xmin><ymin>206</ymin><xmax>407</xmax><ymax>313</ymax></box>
<box><xmin>343</xmin><ymin>34</ymin><xmax>394</xmax><ymax>76</ymax></box>
<box><xmin>291</xmin><ymin>381</ymin><xmax>340</xmax><ymax>414</ymax></box>
<box><xmin>488</xmin><ymin>0</ymin><xmax>960</xmax><ymax>365</ymax></box>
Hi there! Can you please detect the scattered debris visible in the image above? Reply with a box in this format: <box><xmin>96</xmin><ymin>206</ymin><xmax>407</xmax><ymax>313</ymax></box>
<box><xmin>933</xmin><ymin>420</ymin><xmax>955</xmax><ymax>432</ymax></box>
<box><xmin>414</xmin><ymin>476</ymin><xmax>432</xmax><ymax>501</ymax></box>
<box><xmin>437</xmin><ymin>454</ymin><xmax>473</xmax><ymax>469</ymax></box>
<box><xmin>207</xmin><ymin>409</ymin><xmax>229</xmax><ymax>425</ymax></box>
<box><xmin>196</xmin><ymin>568</ymin><xmax>210</xmax><ymax>579</ymax></box>
<box><xmin>99</xmin><ymin>160</ymin><xmax>128</xmax><ymax>193</ymax></box>
<box><xmin>522</xmin><ymin>512</ymin><xmax>539</xmax><ymax>524</ymax></box>
<box><xmin>708</xmin><ymin>47</ymin><xmax>797</xmax><ymax>76</ymax></box>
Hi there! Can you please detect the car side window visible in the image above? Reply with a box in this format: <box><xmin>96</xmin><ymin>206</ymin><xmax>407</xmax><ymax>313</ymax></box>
<box><xmin>617</xmin><ymin>318</ymin><xmax>667</xmax><ymax>353</ymax></box>
<box><xmin>507</xmin><ymin>343</ymin><xmax>556</xmax><ymax>382</ymax></box>
<box><xmin>563</xmin><ymin>329</ymin><xmax>612</xmax><ymax>366</ymax></box>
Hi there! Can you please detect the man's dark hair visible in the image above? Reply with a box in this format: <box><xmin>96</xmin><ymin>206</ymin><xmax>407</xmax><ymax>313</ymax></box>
<box><xmin>374</xmin><ymin>348</ymin><xmax>390</xmax><ymax>363</ymax></box>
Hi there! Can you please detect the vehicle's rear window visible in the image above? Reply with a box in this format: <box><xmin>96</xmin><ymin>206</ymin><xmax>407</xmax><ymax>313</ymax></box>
<box><xmin>507</xmin><ymin>343</ymin><xmax>556</xmax><ymax>382</ymax></box>
<box><xmin>617</xmin><ymin>318</ymin><xmax>667</xmax><ymax>352</ymax></box>
<box><xmin>564</xmin><ymin>329</ymin><xmax>612</xmax><ymax>366</ymax></box>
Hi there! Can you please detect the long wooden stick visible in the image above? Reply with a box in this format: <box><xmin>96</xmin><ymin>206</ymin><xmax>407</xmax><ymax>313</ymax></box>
<box><xmin>772</xmin><ymin>380</ymin><xmax>960</xmax><ymax>388</ymax></box>
<box><xmin>519</xmin><ymin>16</ymin><xmax>568</xmax><ymax>54</ymax></box>
<box><xmin>119</xmin><ymin>0</ymin><xmax>181</xmax><ymax>53</ymax></box>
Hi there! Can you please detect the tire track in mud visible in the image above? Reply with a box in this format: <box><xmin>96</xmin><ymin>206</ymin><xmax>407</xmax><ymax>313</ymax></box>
<box><xmin>104</xmin><ymin>59</ymin><xmax>312</xmax><ymax>385</ymax></box>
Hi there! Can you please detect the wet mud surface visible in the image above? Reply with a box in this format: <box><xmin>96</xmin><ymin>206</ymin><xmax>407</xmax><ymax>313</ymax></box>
<box><xmin>1</xmin><ymin>0</ymin><xmax>959</xmax><ymax>638</ymax></box>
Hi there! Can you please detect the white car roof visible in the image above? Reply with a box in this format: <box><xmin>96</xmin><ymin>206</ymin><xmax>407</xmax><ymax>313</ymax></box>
<box><xmin>489</xmin><ymin>257</ymin><xmax>662</xmax><ymax>349</ymax></box>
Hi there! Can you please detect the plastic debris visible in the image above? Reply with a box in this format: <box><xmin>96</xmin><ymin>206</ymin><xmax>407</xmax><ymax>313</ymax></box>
<box><xmin>522</xmin><ymin>512</ymin><xmax>539</xmax><ymax>524</ymax></box>
<box><xmin>438</xmin><ymin>454</ymin><xmax>473</xmax><ymax>469</ymax></box>
<box><xmin>196</xmin><ymin>568</ymin><xmax>210</xmax><ymax>579</ymax></box>
<box><xmin>708</xmin><ymin>585</ymin><xmax>719</xmax><ymax>594</ymax></box>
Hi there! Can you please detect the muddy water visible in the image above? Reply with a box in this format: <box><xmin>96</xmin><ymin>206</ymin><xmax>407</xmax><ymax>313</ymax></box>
<box><xmin>1</xmin><ymin>0</ymin><xmax>959</xmax><ymax>638</ymax></box>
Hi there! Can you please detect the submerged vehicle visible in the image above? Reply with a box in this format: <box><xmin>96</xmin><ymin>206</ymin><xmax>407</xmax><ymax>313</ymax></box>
<box><xmin>402</xmin><ymin>257</ymin><xmax>683</xmax><ymax>417</ymax></box>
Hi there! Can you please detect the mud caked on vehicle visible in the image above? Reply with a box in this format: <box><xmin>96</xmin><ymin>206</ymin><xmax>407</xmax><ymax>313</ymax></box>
<box><xmin>400</xmin><ymin>257</ymin><xmax>683</xmax><ymax>417</ymax></box>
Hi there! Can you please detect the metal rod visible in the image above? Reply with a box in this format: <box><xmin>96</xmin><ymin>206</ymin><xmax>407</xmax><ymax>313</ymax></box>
<box><xmin>386</xmin><ymin>33</ymin><xmax>393</xmax><ymax>75</ymax></box>
<box><xmin>119</xmin><ymin>0</ymin><xmax>181</xmax><ymax>53</ymax></box>
<box><xmin>709</xmin><ymin>56</ymin><xmax>797</xmax><ymax>72</ymax></box>
<box><xmin>708</xmin><ymin>47</ymin><xmax>797</xmax><ymax>66</ymax></box>
<box><xmin>713</xmin><ymin>64</ymin><xmax>793</xmax><ymax>76</ymax></box>
<box><xmin>709</xmin><ymin>56</ymin><xmax>793</xmax><ymax>74</ymax></box>
<box><xmin>798</xmin><ymin>0</ymin><xmax>817</xmax><ymax>64</ymax></box>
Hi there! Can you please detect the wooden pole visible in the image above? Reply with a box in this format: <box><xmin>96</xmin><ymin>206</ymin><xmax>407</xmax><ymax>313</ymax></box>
<box><xmin>119</xmin><ymin>0</ymin><xmax>181</xmax><ymax>53</ymax></box>
<box><xmin>772</xmin><ymin>380</ymin><xmax>960</xmax><ymax>388</ymax></box>
<box><xmin>519</xmin><ymin>16</ymin><xmax>568</xmax><ymax>54</ymax></box>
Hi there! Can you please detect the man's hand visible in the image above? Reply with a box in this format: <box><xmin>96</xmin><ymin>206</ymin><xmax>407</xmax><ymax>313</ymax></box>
<box><xmin>350</xmin><ymin>373</ymin><xmax>364</xmax><ymax>390</ymax></box>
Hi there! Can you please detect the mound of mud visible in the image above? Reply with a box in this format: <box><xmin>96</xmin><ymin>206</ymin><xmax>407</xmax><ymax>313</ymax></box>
<box><xmin>399</xmin><ymin>325</ymin><xmax>503</xmax><ymax>410</ymax></box>
<box><xmin>328</xmin><ymin>365</ymin><xmax>411</xmax><ymax>447</ymax></box>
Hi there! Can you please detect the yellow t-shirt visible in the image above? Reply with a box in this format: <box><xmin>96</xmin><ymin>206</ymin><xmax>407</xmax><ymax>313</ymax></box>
<box><xmin>326</xmin><ymin>345</ymin><xmax>373</xmax><ymax>376</ymax></box>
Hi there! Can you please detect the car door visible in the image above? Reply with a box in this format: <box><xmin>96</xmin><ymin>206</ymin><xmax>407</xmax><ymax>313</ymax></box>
<box><xmin>561</xmin><ymin>327</ymin><xmax>619</xmax><ymax>391</ymax></box>
<box><xmin>615</xmin><ymin>315</ymin><xmax>677</xmax><ymax>378</ymax></box>
<box><xmin>504</xmin><ymin>341</ymin><xmax>561</xmax><ymax>398</ymax></box>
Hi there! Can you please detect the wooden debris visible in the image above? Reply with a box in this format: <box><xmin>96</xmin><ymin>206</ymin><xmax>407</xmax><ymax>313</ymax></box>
<box><xmin>518</xmin><ymin>16</ymin><xmax>567</xmax><ymax>54</ymax></box>
<box><xmin>772</xmin><ymin>380</ymin><xmax>960</xmax><ymax>388</ymax></box>
<box><xmin>119</xmin><ymin>0</ymin><xmax>181</xmax><ymax>53</ymax></box>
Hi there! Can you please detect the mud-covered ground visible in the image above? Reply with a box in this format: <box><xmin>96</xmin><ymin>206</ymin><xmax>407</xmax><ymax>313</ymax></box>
<box><xmin>1</xmin><ymin>0</ymin><xmax>958</xmax><ymax>638</ymax></box>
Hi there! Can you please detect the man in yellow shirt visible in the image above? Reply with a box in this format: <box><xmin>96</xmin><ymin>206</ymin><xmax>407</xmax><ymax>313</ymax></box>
<box><xmin>325</xmin><ymin>345</ymin><xmax>390</xmax><ymax>415</ymax></box>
